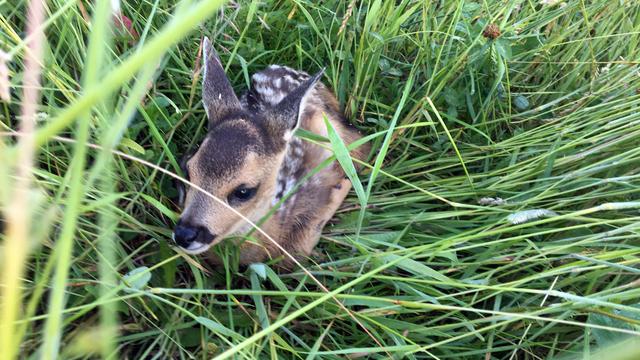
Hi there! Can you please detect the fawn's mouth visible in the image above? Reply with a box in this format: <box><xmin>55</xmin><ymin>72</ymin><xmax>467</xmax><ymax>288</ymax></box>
<box><xmin>171</xmin><ymin>232</ymin><xmax>214</xmax><ymax>255</ymax></box>
<box><xmin>180</xmin><ymin>241</ymin><xmax>211</xmax><ymax>255</ymax></box>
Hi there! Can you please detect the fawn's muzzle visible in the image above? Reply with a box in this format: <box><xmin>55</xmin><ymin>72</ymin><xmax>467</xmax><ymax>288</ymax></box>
<box><xmin>172</xmin><ymin>220</ymin><xmax>216</xmax><ymax>253</ymax></box>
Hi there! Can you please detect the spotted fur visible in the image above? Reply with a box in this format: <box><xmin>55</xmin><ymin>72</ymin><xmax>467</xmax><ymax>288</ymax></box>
<box><xmin>240</xmin><ymin>65</ymin><xmax>312</xmax><ymax>208</ymax></box>
<box><xmin>173</xmin><ymin>37</ymin><xmax>370</xmax><ymax>270</ymax></box>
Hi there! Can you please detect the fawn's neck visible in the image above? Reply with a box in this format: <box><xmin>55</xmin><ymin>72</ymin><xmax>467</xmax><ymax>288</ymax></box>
<box><xmin>273</xmin><ymin>137</ymin><xmax>305</xmax><ymax>209</ymax></box>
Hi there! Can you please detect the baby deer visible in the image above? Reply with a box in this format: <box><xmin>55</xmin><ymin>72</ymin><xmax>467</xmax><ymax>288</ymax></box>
<box><xmin>172</xmin><ymin>37</ymin><xmax>369</xmax><ymax>268</ymax></box>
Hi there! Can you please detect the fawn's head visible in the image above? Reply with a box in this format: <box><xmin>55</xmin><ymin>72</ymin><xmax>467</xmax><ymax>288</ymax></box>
<box><xmin>172</xmin><ymin>37</ymin><xmax>321</xmax><ymax>254</ymax></box>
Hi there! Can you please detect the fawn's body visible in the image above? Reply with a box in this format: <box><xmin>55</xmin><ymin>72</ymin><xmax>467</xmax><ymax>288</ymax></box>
<box><xmin>172</xmin><ymin>37</ymin><xmax>368</xmax><ymax>268</ymax></box>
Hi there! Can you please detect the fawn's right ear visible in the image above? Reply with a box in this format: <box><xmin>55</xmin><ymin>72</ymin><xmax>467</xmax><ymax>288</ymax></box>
<box><xmin>266</xmin><ymin>69</ymin><xmax>324</xmax><ymax>141</ymax></box>
<box><xmin>202</xmin><ymin>37</ymin><xmax>241</xmax><ymax>126</ymax></box>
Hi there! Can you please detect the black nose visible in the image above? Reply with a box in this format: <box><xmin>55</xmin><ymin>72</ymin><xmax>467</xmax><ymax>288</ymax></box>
<box><xmin>172</xmin><ymin>220</ymin><xmax>216</xmax><ymax>249</ymax></box>
<box><xmin>173</xmin><ymin>224</ymin><xmax>201</xmax><ymax>248</ymax></box>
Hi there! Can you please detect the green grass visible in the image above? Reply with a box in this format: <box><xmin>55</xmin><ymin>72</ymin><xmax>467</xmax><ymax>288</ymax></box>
<box><xmin>1</xmin><ymin>0</ymin><xmax>640</xmax><ymax>358</ymax></box>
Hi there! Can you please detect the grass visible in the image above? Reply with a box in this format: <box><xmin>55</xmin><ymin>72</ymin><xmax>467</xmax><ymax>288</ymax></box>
<box><xmin>1</xmin><ymin>0</ymin><xmax>640</xmax><ymax>358</ymax></box>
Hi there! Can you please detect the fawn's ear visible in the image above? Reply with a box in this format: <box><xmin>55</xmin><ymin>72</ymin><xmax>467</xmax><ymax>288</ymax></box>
<box><xmin>202</xmin><ymin>37</ymin><xmax>241</xmax><ymax>126</ymax></box>
<box><xmin>268</xmin><ymin>69</ymin><xmax>324</xmax><ymax>141</ymax></box>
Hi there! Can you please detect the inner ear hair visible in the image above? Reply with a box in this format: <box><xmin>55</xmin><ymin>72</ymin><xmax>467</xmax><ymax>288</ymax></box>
<box><xmin>201</xmin><ymin>37</ymin><xmax>241</xmax><ymax>126</ymax></box>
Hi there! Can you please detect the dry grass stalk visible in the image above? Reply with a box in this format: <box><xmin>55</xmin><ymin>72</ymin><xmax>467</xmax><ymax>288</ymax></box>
<box><xmin>0</xmin><ymin>0</ymin><xmax>46</xmax><ymax>358</ymax></box>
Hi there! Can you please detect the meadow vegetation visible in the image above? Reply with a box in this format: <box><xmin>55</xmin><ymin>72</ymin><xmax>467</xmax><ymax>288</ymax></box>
<box><xmin>1</xmin><ymin>0</ymin><xmax>640</xmax><ymax>358</ymax></box>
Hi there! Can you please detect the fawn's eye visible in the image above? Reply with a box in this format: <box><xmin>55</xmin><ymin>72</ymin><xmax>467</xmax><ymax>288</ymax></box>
<box><xmin>228</xmin><ymin>184</ymin><xmax>258</xmax><ymax>204</ymax></box>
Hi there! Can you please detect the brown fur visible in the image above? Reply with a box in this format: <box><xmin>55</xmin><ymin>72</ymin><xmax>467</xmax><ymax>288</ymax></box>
<box><xmin>175</xmin><ymin>37</ymin><xmax>369</xmax><ymax>270</ymax></box>
<box><xmin>229</xmin><ymin>86</ymin><xmax>369</xmax><ymax>268</ymax></box>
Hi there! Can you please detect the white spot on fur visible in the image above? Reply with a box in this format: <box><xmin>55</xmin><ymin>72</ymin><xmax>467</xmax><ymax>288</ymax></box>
<box><xmin>283</xmin><ymin>130</ymin><xmax>293</xmax><ymax>141</ymax></box>
<box><xmin>285</xmin><ymin>178</ymin><xmax>296</xmax><ymax>192</ymax></box>
<box><xmin>283</xmin><ymin>74</ymin><xmax>299</xmax><ymax>86</ymax></box>
<box><xmin>273</xmin><ymin>138</ymin><xmax>305</xmax><ymax>208</ymax></box>
<box><xmin>252</xmin><ymin>73</ymin><xmax>269</xmax><ymax>83</ymax></box>
<box><xmin>255</xmin><ymin>84</ymin><xmax>286</xmax><ymax>105</ymax></box>
<box><xmin>255</xmin><ymin>84</ymin><xmax>275</xmax><ymax>97</ymax></box>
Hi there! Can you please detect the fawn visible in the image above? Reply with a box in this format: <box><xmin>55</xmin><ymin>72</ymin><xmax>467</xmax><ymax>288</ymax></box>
<box><xmin>172</xmin><ymin>37</ymin><xmax>369</xmax><ymax>268</ymax></box>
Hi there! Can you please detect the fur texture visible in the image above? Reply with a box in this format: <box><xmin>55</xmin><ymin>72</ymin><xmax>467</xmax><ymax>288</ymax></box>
<box><xmin>174</xmin><ymin>37</ymin><xmax>369</xmax><ymax>269</ymax></box>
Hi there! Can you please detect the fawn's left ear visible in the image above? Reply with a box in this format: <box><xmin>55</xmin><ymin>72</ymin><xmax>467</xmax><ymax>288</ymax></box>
<box><xmin>268</xmin><ymin>68</ymin><xmax>324</xmax><ymax>141</ymax></box>
<box><xmin>201</xmin><ymin>37</ymin><xmax>241</xmax><ymax>126</ymax></box>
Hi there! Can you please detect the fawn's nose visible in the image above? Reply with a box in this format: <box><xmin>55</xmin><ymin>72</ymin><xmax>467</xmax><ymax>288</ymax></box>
<box><xmin>172</xmin><ymin>220</ymin><xmax>216</xmax><ymax>252</ymax></box>
<box><xmin>173</xmin><ymin>224</ymin><xmax>200</xmax><ymax>248</ymax></box>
